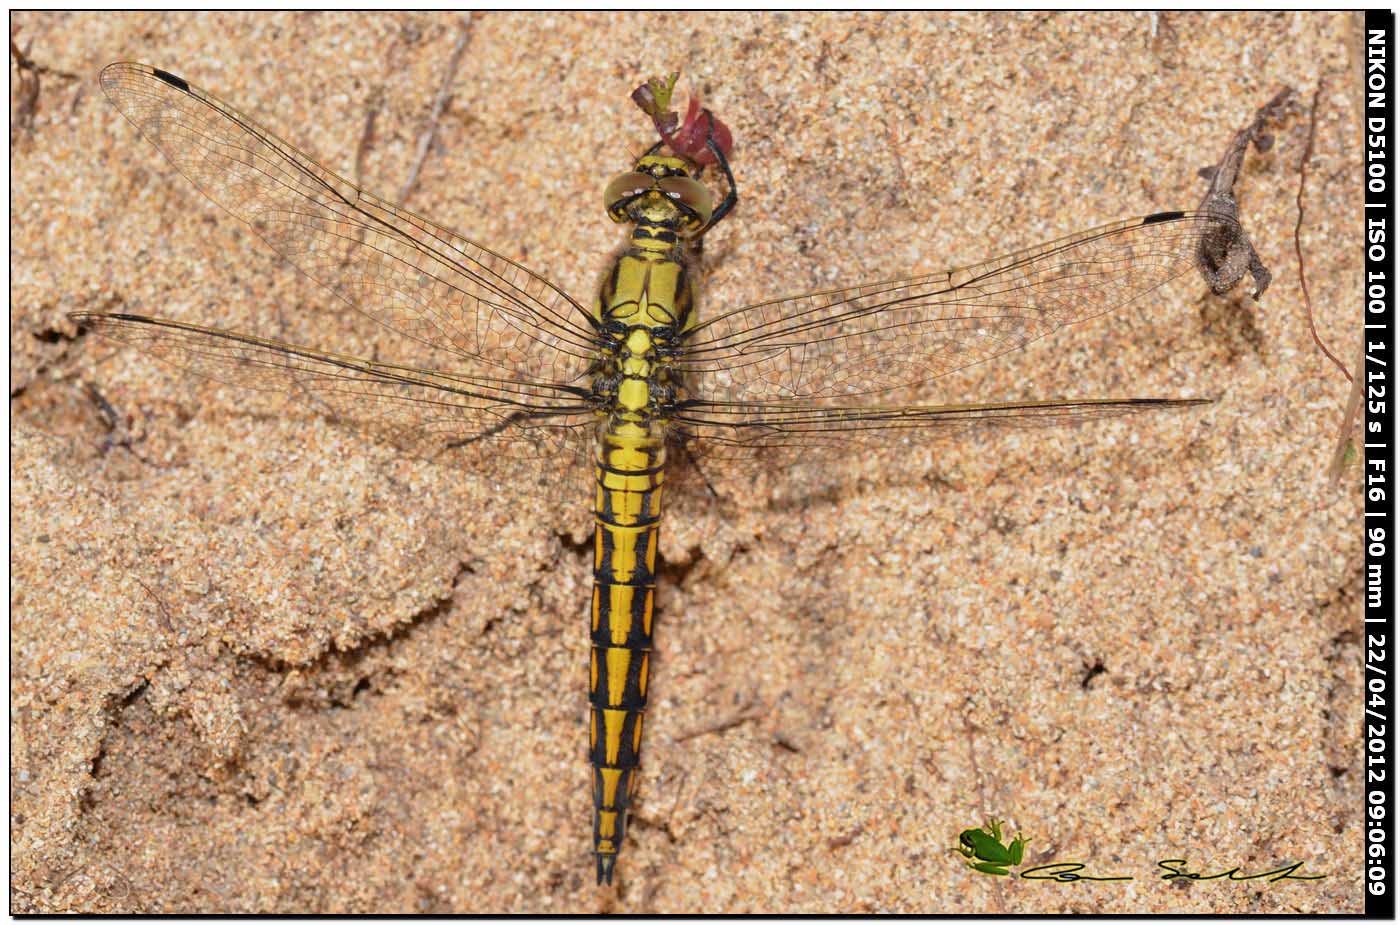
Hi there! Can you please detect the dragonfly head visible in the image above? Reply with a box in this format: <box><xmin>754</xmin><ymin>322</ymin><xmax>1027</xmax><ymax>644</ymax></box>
<box><xmin>604</xmin><ymin>154</ymin><xmax>713</xmax><ymax>235</ymax></box>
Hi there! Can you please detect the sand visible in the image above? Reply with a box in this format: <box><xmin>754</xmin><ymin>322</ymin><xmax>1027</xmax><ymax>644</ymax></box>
<box><xmin>10</xmin><ymin>10</ymin><xmax>1365</xmax><ymax>913</ymax></box>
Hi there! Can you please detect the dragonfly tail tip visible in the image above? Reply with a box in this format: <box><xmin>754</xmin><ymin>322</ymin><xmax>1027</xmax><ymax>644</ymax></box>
<box><xmin>596</xmin><ymin>853</ymin><xmax>616</xmax><ymax>886</ymax></box>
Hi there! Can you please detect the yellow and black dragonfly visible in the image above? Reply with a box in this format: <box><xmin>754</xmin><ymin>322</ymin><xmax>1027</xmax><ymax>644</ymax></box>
<box><xmin>77</xmin><ymin>62</ymin><xmax>1268</xmax><ymax>886</ymax></box>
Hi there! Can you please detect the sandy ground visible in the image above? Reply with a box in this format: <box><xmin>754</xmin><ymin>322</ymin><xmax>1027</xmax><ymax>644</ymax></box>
<box><xmin>10</xmin><ymin>11</ymin><xmax>1364</xmax><ymax>913</ymax></box>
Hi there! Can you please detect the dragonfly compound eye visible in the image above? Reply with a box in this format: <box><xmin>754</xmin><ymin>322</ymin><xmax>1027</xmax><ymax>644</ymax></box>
<box><xmin>656</xmin><ymin>176</ymin><xmax>713</xmax><ymax>229</ymax></box>
<box><xmin>604</xmin><ymin>171</ymin><xmax>655</xmax><ymax>222</ymax></box>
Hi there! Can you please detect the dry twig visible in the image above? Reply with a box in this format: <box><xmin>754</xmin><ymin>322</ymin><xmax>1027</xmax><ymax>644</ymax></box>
<box><xmin>1194</xmin><ymin>88</ymin><xmax>1293</xmax><ymax>300</ymax></box>
<box><xmin>1295</xmin><ymin>77</ymin><xmax>1351</xmax><ymax>382</ymax></box>
<box><xmin>398</xmin><ymin>14</ymin><xmax>474</xmax><ymax>205</ymax></box>
<box><xmin>1328</xmin><ymin>339</ymin><xmax>1366</xmax><ymax>486</ymax></box>
<box><xmin>676</xmin><ymin>698</ymin><xmax>763</xmax><ymax>742</ymax></box>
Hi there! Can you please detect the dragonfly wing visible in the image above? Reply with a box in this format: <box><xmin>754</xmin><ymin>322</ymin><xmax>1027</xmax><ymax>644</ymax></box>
<box><xmin>676</xmin><ymin>396</ymin><xmax>1209</xmax><ymax>445</ymax></box>
<box><xmin>669</xmin><ymin>396</ymin><xmax>1210</xmax><ymax>486</ymax></box>
<box><xmin>680</xmin><ymin>211</ymin><xmax>1241</xmax><ymax>404</ymax></box>
<box><xmin>98</xmin><ymin>62</ymin><xmax>598</xmax><ymax>387</ymax></box>
<box><xmin>75</xmin><ymin>312</ymin><xmax>599</xmax><ymax>493</ymax></box>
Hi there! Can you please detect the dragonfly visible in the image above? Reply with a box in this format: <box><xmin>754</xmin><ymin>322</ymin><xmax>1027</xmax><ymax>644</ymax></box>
<box><xmin>78</xmin><ymin>62</ymin><xmax>1269</xmax><ymax>887</ymax></box>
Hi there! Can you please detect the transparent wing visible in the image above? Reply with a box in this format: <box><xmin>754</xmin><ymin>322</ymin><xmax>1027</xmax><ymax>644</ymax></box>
<box><xmin>679</xmin><ymin>211</ymin><xmax>1232</xmax><ymax>404</ymax></box>
<box><xmin>74</xmin><ymin>312</ymin><xmax>600</xmax><ymax>494</ymax></box>
<box><xmin>98</xmin><ymin>62</ymin><xmax>599</xmax><ymax>387</ymax></box>
<box><xmin>664</xmin><ymin>396</ymin><xmax>1210</xmax><ymax>496</ymax></box>
<box><xmin>675</xmin><ymin>396</ymin><xmax>1209</xmax><ymax>448</ymax></box>
<box><xmin>663</xmin><ymin>210</ymin><xmax>1241</xmax><ymax>484</ymax></box>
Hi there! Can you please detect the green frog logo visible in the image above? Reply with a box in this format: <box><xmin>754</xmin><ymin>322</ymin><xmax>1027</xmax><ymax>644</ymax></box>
<box><xmin>956</xmin><ymin>819</ymin><xmax>1030</xmax><ymax>876</ymax></box>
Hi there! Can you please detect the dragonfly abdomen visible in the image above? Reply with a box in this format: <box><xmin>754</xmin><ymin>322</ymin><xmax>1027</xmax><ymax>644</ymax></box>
<box><xmin>589</xmin><ymin>422</ymin><xmax>666</xmax><ymax>885</ymax></box>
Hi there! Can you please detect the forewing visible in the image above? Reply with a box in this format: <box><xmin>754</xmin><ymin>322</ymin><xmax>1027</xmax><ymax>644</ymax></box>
<box><xmin>98</xmin><ymin>62</ymin><xmax>598</xmax><ymax>386</ymax></box>
<box><xmin>680</xmin><ymin>211</ymin><xmax>1232</xmax><ymax>403</ymax></box>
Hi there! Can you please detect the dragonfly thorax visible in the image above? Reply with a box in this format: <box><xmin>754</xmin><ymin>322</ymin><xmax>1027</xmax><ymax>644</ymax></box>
<box><xmin>591</xmin><ymin>211</ymin><xmax>697</xmax><ymax>426</ymax></box>
<box><xmin>589</xmin><ymin>323</ymin><xmax>683</xmax><ymax>423</ymax></box>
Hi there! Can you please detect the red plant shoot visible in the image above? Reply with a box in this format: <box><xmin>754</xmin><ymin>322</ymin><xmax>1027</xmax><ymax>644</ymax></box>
<box><xmin>631</xmin><ymin>71</ymin><xmax>733</xmax><ymax>167</ymax></box>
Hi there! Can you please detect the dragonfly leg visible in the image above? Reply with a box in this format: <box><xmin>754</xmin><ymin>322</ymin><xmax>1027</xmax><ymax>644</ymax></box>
<box><xmin>697</xmin><ymin>110</ymin><xmax>737</xmax><ymax>238</ymax></box>
<box><xmin>679</xmin><ymin>440</ymin><xmax>723</xmax><ymax>504</ymax></box>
